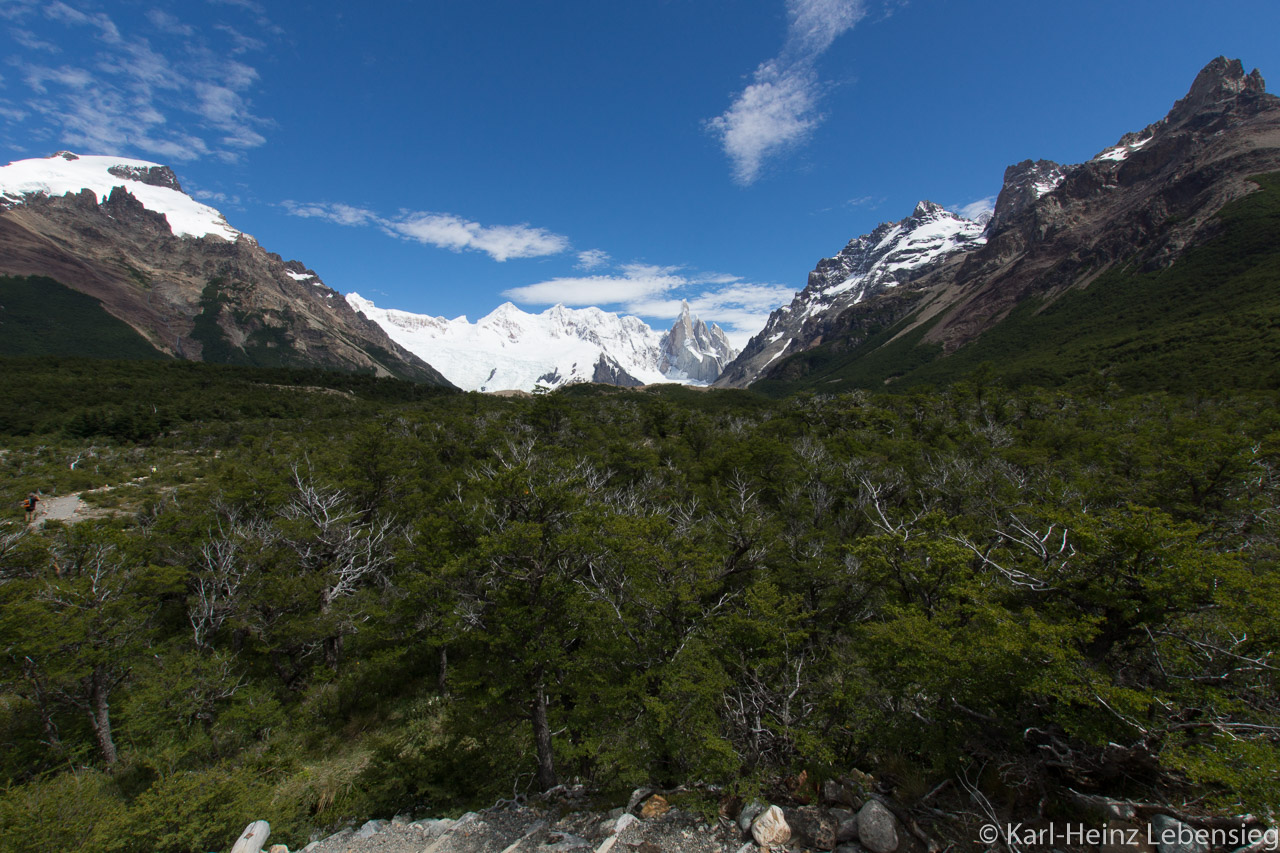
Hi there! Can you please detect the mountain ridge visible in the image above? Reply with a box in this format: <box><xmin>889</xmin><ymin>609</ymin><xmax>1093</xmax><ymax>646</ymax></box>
<box><xmin>723</xmin><ymin>56</ymin><xmax>1280</xmax><ymax>393</ymax></box>
<box><xmin>0</xmin><ymin>152</ymin><xmax>453</xmax><ymax>385</ymax></box>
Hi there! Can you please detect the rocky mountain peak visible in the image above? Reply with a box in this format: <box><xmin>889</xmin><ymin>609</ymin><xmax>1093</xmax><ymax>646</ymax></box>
<box><xmin>988</xmin><ymin>159</ymin><xmax>1070</xmax><ymax>234</ymax></box>
<box><xmin>1168</xmin><ymin>56</ymin><xmax>1268</xmax><ymax>124</ymax></box>
<box><xmin>912</xmin><ymin>200</ymin><xmax>945</xmax><ymax>218</ymax></box>
<box><xmin>714</xmin><ymin>201</ymin><xmax>987</xmax><ymax>388</ymax></box>
<box><xmin>659</xmin><ymin>302</ymin><xmax>736</xmax><ymax>383</ymax></box>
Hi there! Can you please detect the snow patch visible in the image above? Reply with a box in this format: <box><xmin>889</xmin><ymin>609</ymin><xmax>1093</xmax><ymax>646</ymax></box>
<box><xmin>1094</xmin><ymin>135</ymin><xmax>1153</xmax><ymax>163</ymax></box>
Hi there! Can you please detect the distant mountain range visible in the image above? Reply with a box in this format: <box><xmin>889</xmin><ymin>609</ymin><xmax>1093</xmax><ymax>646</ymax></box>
<box><xmin>717</xmin><ymin>57</ymin><xmax>1280</xmax><ymax>393</ymax></box>
<box><xmin>347</xmin><ymin>295</ymin><xmax>736</xmax><ymax>392</ymax></box>
<box><xmin>0</xmin><ymin>152</ymin><xmax>735</xmax><ymax>392</ymax></box>
<box><xmin>1</xmin><ymin>57</ymin><xmax>1275</xmax><ymax>395</ymax></box>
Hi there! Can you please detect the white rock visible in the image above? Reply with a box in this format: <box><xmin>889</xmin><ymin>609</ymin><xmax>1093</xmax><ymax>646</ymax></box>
<box><xmin>614</xmin><ymin>813</ymin><xmax>640</xmax><ymax>835</ymax></box>
<box><xmin>751</xmin><ymin>805</ymin><xmax>791</xmax><ymax>851</ymax></box>
<box><xmin>231</xmin><ymin>821</ymin><xmax>271</xmax><ymax>853</ymax></box>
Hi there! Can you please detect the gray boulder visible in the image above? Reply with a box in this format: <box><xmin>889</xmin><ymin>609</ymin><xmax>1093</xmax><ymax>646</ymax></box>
<box><xmin>857</xmin><ymin>800</ymin><xmax>899</xmax><ymax>853</ymax></box>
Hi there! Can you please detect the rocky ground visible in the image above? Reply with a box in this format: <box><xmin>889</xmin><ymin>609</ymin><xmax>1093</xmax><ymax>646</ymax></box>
<box><xmin>227</xmin><ymin>783</ymin><xmax>1276</xmax><ymax>853</ymax></box>
<box><xmin>229</xmin><ymin>784</ymin><xmax>914</xmax><ymax>853</ymax></box>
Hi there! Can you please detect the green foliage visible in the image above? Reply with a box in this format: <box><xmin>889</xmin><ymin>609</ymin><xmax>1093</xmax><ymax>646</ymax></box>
<box><xmin>0</xmin><ymin>275</ymin><xmax>164</xmax><ymax>361</ymax></box>
<box><xmin>0</xmin><ymin>770</ymin><xmax>125</xmax><ymax>853</ymax></box>
<box><xmin>1</xmin><ymin>362</ymin><xmax>1278</xmax><ymax>845</ymax></box>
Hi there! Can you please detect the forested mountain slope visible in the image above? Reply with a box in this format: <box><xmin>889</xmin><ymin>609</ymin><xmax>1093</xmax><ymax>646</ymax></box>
<box><xmin>0</xmin><ymin>154</ymin><xmax>451</xmax><ymax>385</ymax></box>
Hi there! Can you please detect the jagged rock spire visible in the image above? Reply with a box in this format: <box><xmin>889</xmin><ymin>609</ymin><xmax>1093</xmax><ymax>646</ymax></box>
<box><xmin>1168</xmin><ymin>56</ymin><xmax>1267</xmax><ymax>124</ymax></box>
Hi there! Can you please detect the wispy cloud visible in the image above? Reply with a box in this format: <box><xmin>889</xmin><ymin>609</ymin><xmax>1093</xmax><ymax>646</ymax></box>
<box><xmin>280</xmin><ymin>200</ymin><xmax>571</xmax><ymax>263</ymax></box>
<box><xmin>146</xmin><ymin>9</ymin><xmax>194</xmax><ymax>37</ymax></box>
<box><xmin>12</xmin><ymin>28</ymin><xmax>59</xmax><ymax>52</ymax></box>
<box><xmin>281</xmin><ymin>201</ymin><xmax>382</xmax><ymax>227</ymax></box>
<box><xmin>2</xmin><ymin>1</ymin><xmax>275</xmax><ymax>162</ymax></box>
<box><xmin>575</xmin><ymin>249</ymin><xmax>611</xmax><ymax>270</ymax></box>
<box><xmin>956</xmin><ymin>196</ymin><xmax>996</xmax><ymax>221</ymax></box>
<box><xmin>45</xmin><ymin>1</ymin><xmax>121</xmax><ymax>44</ymax></box>
<box><xmin>707</xmin><ymin>0</ymin><xmax>865</xmax><ymax>185</ymax></box>
<box><xmin>192</xmin><ymin>188</ymin><xmax>242</xmax><ymax>207</ymax></box>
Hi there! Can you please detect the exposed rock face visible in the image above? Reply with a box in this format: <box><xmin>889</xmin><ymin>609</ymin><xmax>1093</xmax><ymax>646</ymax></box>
<box><xmin>658</xmin><ymin>300</ymin><xmax>737</xmax><ymax>382</ymax></box>
<box><xmin>0</xmin><ymin>153</ymin><xmax>451</xmax><ymax>385</ymax></box>
<box><xmin>592</xmin><ymin>353</ymin><xmax>645</xmax><ymax>386</ymax></box>
<box><xmin>987</xmin><ymin>159</ymin><xmax>1070</xmax><ymax>234</ymax></box>
<box><xmin>1168</xmin><ymin>56</ymin><xmax>1266</xmax><ymax>125</ymax></box>
<box><xmin>106</xmin><ymin>163</ymin><xmax>183</xmax><ymax>191</ymax></box>
<box><xmin>729</xmin><ymin>56</ymin><xmax>1280</xmax><ymax>388</ymax></box>
<box><xmin>716</xmin><ymin>201</ymin><xmax>986</xmax><ymax>388</ymax></box>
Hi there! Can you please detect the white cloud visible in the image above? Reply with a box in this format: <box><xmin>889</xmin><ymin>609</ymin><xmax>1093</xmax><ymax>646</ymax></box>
<box><xmin>707</xmin><ymin>63</ymin><xmax>821</xmax><ymax>185</ymax></box>
<box><xmin>784</xmin><ymin>0</ymin><xmax>866</xmax><ymax>57</ymax></box>
<box><xmin>708</xmin><ymin>0</ymin><xmax>865</xmax><ymax>185</ymax></box>
<box><xmin>956</xmin><ymin>196</ymin><xmax>996</xmax><ymax>221</ymax></box>
<box><xmin>503</xmin><ymin>270</ymin><xmax>683</xmax><ymax>306</ymax></box>
<box><xmin>504</xmin><ymin>259</ymin><xmax>792</xmax><ymax>345</ymax></box>
<box><xmin>576</xmin><ymin>249</ymin><xmax>611</xmax><ymax>270</ymax></box>
<box><xmin>388</xmin><ymin>213</ymin><xmax>569</xmax><ymax>262</ymax></box>
<box><xmin>281</xmin><ymin>201</ymin><xmax>570</xmax><ymax>263</ymax></box>
<box><xmin>3</xmin><ymin>3</ymin><xmax>273</xmax><ymax>163</ymax></box>
<box><xmin>192</xmin><ymin>188</ymin><xmax>241</xmax><ymax>206</ymax></box>
<box><xmin>280</xmin><ymin>200</ymin><xmax>381</xmax><ymax>227</ymax></box>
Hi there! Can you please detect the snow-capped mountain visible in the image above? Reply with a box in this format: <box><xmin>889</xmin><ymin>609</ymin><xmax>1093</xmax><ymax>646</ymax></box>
<box><xmin>0</xmin><ymin>151</ymin><xmax>239</xmax><ymax>240</ymax></box>
<box><xmin>715</xmin><ymin>201</ymin><xmax>987</xmax><ymax>387</ymax></box>
<box><xmin>347</xmin><ymin>295</ymin><xmax>737</xmax><ymax>392</ymax></box>
<box><xmin>0</xmin><ymin>152</ymin><xmax>451</xmax><ymax>384</ymax></box>
<box><xmin>718</xmin><ymin>56</ymin><xmax>1280</xmax><ymax>393</ymax></box>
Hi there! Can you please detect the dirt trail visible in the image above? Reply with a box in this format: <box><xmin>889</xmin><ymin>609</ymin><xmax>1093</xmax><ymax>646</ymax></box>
<box><xmin>35</xmin><ymin>493</ymin><xmax>85</xmax><ymax>524</ymax></box>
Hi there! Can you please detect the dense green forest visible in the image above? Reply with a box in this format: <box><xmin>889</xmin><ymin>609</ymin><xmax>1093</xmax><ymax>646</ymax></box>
<box><xmin>0</xmin><ymin>359</ymin><xmax>1277</xmax><ymax>851</ymax></box>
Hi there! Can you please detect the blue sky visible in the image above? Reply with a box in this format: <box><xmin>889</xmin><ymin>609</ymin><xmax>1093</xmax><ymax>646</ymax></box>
<box><xmin>3</xmin><ymin>0</ymin><xmax>1279</xmax><ymax>345</ymax></box>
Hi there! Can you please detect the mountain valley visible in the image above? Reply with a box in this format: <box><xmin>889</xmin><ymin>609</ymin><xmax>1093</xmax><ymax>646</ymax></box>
<box><xmin>1</xmin><ymin>54</ymin><xmax>1279</xmax><ymax>853</ymax></box>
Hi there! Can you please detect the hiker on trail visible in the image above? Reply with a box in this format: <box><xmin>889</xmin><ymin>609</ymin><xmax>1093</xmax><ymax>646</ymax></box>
<box><xmin>22</xmin><ymin>493</ymin><xmax>39</xmax><ymax>523</ymax></box>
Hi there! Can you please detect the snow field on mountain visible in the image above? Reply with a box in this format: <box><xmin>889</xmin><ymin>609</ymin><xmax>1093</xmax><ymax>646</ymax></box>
<box><xmin>0</xmin><ymin>153</ymin><xmax>239</xmax><ymax>241</ymax></box>
<box><xmin>348</xmin><ymin>295</ymin><xmax>708</xmax><ymax>392</ymax></box>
